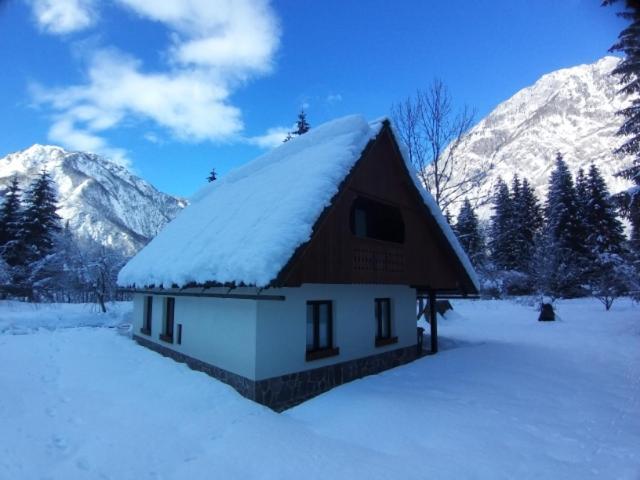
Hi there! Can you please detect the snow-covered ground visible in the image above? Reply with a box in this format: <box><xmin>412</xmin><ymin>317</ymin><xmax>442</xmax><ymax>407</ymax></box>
<box><xmin>0</xmin><ymin>298</ymin><xmax>638</xmax><ymax>479</ymax></box>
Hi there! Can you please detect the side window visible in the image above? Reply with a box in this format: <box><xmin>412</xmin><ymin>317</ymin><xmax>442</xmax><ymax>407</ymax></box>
<box><xmin>375</xmin><ymin>298</ymin><xmax>397</xmax><ymax>346</ymax></box>
<box><xmin>141</xmin><ymin>296</ymin><xmax>153</xmax><ymax>335</ymax></box>
<box><xmin>161</xmin><ymin>297</ymin><xmax>175</xmax><ymax>343</ymax></box>
<box><xmin>306</xmin><ymin>301</ymin><xmax>339</xmax><ymax>361</ymax></box>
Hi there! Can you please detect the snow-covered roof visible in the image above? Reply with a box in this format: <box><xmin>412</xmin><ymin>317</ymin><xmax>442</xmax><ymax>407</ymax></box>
<box><xmin>118</xmin><ymin>114</ymin><xmax>479</xmax><ymax>291</ymax></box>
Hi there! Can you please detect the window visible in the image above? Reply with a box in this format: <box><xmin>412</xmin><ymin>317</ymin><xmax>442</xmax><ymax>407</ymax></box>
<box><xmin>141</xmin><ymin>296</ymin><xmax>152</xmax><ymax>335</ymax></box>
<box><xmin>306</xmin><ymin>301</ymin><xmax>339</xmax><ymax>361</ymax></box>
<box><xmin>375</xmin><ymin>298</ymin><xmax>397</xmax><ymax>346</ymax></box>
<box><xmin>350</xmin><ymin>196</ymin><xmax>405</xmax><ymax>243</ymax></box>
<box><xmin>160</xmin><ymin>297</ymin><xmax>175</xmax><ymax>343</ymax></box>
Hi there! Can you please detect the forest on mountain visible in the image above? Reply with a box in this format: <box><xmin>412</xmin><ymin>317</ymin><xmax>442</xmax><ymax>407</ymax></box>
<box><xmin>0</xmin><ymin>171</ymin><xmax>126</xmax><ymax>311</ymax></box>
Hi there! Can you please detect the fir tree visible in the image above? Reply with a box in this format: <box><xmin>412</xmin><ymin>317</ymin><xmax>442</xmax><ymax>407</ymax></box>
<box><xmin>19</xmin><ymin>170</ymin><xmax>62</xmax><ymax>264</ymax></box>
<box><xmin>294</xmin><ymin>110</ymin><xmax>310</xmax><ymax>135</ymax></box>
<box><xmin>454</xmin><ymin>198</ymin><xmax>485</xmax><ymax>267</ymax></box>
<box><xmin>582</xmin><ymin>164</ymin><xmax>632</xmax><ymax>309</ymax></box>
<box><xmin>584</xmin><ymin>164</ymin><xmax>626</xmax><ymax>253</ymax></box>
<box><xmin>513</xmin><ymin>177</ymin><xmax>543</xmax><ymax>273</ymax></box>
<box><xmin>283</xmin><ymin>110</ymin><xmax>311</xmax><ymax>142</ymax></box>
<box><xmin>207</xmin><ymin>168</ymin><xmax>217</xmax><ymax>183</ymax></box>
<box><xmin>604</xmin><ymin>0</ymin><xmax>640</xmax><ymax>251</ymax></box>
<box><xmin>575</xmin><ymin>168</ymin><xmax>589</xmax><ymax>215</ymax></box>
<box><xmin>0</xmin><ymin>175</ymin><xmax>22</xmax><ymax>249</ymax></box>
<box><xmin>538</xmin><ymin>153</ymin><xmax>588</xmax><ymax>297</ymax></box>
<box><xmin>489</xmin><ymin>179</ymin><xmax>514</xmax><ymax>270</ymax></box>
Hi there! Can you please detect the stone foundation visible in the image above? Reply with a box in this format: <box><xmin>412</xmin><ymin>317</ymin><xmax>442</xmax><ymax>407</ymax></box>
<box><xmin>133</xmin><ymin>334</ymin><xmax>419</xmax><ymax>411</ymax></box>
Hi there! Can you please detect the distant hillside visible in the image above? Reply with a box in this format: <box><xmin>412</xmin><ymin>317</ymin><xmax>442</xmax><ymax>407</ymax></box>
<box><xmin>450</xmin><ymin>56</ymin><xmax>634</xmax><ymax>217</ymax></box>
<box><xmin>0</xmin><ymin>145</ymin><xmax>186</xmax><ymax>255</ymax></box>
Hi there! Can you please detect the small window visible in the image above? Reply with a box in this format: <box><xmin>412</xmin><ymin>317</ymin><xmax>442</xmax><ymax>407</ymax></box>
<box><xmin>375</xmin><ymin>298</ymin><xmax>397</xmax><ymax>347</ymax></box>
<box><xmin>306</xmin><ymin>301</ymin><xmax>339</xmax><ymax>361</ymax></box>
<box><xmin>350</xmin><ymin>197</ymin><xmax>405</xmax><ymax>243</ymax></box>
<box><xmin>141</xmin><ymin>296</ymin><xmax>152</xmax><ymax>335</ymax></box>
<box><xmin>160</xmin><ymin>297</ymin><xmax>175</xmax><ymax>343</ymax></box>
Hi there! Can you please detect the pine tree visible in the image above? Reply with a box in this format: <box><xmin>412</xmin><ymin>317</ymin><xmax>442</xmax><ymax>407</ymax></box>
<box><xmin>454</xmin><ymin>198</ymin><xmax>485</xmax><ymax>267</ymax></box>
<box><xmin>513</xmin><ymin>177</ymin><xmax>543</xmax><ymax>273</ymax></box>
<box><xmin>283</xmin><ymin>110</ymin><xmax>311</xmax><ymax>142</ymax></box>
<box><xmin>0</xmin><ymin>175</ymin><xmax>22</xmax><ymax>252</ymax></box>
<box><xmin>538</xmin><ymin>153</ymin><xmax>588</xmax><ymax>297</ymax></box>
<box><xmin>582</xmin><ymin>164</ymin><xmax>632</xmax><ymax>309</ymax></box>
<box><xmin>575</xmin><ymin>168</ymin><xmax>589</xmax><ymax>216</ymax></box>
<box><xmin>207</xmin><ymin>168</ymin><xmax>217</xmax><ymax>183</ymax></box>
<box><xmin>19</xmin><ymin>169</ymin><xmax>62</xmax><ymax>265</ymax></box>
<box><xmin>294</xmin><ymin>110</ymin><xmax>310</xmax><ymax>135</ymax></box>
<box><xmin>604</xmin><ymin>0</ymin><xmax>640</xmax><ymax>251</ymax></box>
<box><xmin>489</xmin><ymin>179</ymin><xmax>513</xmax><ymax>270</ymax></box>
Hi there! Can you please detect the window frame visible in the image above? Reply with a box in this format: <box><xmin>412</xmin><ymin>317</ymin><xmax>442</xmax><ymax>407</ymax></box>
<box><xmin>305</xmin><ymin>300</ymin><xmax>339</xmax><ymax>361</ymax></box>
<box><xmin>160</xmin><ymin>297</ymin><xmax>175</xmax><ymax>343</ymax></box>
<box><xmin>375</xmin><ymin>297</ymin><xmax>398</xmax><ymax>347</ymax></box>
<box><xmin>349</xmin><ymin>196</ymin><xmax>405</xmax><ymax>244</ymax></box>
<box><xmin>140</xmin><ymin>295</ymin><xmax>153</xmax><ymax>335</ymax></box>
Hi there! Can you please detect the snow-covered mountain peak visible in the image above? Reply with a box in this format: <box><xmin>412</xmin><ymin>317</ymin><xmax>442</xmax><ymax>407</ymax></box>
<box><xmin>0</xmin><ymin>145</ymin><xmax>185</xmax><ymax>255</ymax></box>
<box><xmin>451</xmin><ymin>56</ymin><xmax>634</xmax><ymax>218</ymax></box>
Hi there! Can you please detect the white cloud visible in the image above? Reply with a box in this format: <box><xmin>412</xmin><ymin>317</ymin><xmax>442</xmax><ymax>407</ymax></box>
<box><xmin>326</xmin><ymin>93</ymin><xmax>342</xmax><ymax>104</ymax></box>
<box><xmin>28</xmin><ymin>0</ymin><xmax>281</xmax><ymax>161</ymax></box>
<box><xmin>28</xmin><ymin>0</ymin><xmax>97</xmax><ymax>34</ymax></box>
<box><xmin>248</xmin><ymin>126</ymin><xmax>290</xmax><ymax>149</ymax></box>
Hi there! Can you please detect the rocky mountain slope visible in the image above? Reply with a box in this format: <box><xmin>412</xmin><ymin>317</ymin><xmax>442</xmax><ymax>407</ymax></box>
<box><xmin>0</xmin><ymin>145</ymin><xmax>185</xmax><ymax>255</ymax></box>
<box><xmin>452</xmin><ymin>56</ymin><xmax>634</xmax><ymax>217</ymax></box>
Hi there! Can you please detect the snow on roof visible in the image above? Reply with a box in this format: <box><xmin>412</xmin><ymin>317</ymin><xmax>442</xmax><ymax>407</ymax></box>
<box><xmin>118</xmin><ymin>114</ymin><xmax>479</xmax><ymax>291</ymax></box>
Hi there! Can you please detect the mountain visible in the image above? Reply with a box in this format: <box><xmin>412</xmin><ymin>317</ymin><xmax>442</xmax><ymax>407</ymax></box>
<box><xmin>0</xmin><ymin>145</ymin><xmax>186</xmax><ymax>255</ymax></box>
<box><xmin>452</xmin><ymin>56</ymin><xmax>634</xmax><ymax>218</ymax></box>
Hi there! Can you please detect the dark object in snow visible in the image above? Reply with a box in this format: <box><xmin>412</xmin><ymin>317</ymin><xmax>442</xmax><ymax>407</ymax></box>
<box><xmin>435</xmin><ymin>300</ymin><xmax>453</xmax><ymax>316</ymax></box>
<box><xmin>539</xmin><ymin>302</ymin><xmax>555</xmax><ymax>321</ymax></box>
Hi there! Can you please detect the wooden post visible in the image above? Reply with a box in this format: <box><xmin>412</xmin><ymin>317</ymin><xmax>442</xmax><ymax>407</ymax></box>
<box><xmin>429</xmin><ymin>290</ymin><xmax>438</xmax><ymax>354</ymax></box>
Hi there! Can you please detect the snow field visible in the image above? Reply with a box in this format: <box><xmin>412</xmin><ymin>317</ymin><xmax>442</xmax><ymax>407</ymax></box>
<box><xmin>0</xmin><ymin>298</ymin><xmax>638</xmax><ymax>479</ymax></box>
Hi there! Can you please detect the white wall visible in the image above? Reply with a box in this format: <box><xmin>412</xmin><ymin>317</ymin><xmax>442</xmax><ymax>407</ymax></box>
<box><xmin>255</xmin><ymin>284</ymin><xmax>417</xmax><ymax>380</ymax></box>
<box><xmin>133</xmin><ymin>294</ymin><xmax>258</xmax><ymax>379</ymax></box>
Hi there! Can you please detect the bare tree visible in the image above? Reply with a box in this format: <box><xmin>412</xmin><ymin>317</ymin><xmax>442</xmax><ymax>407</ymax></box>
<box><xmin>392</xmin><ymin>79</ymin><xmax>492</xmax><ymax>212</ymax></box>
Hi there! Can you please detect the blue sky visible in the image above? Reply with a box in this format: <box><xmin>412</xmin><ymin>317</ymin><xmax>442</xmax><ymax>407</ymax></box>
<box><xmin>0</xmin><ymin>0</ymin><xmax>626</xmax><ymax>198</ymax></box>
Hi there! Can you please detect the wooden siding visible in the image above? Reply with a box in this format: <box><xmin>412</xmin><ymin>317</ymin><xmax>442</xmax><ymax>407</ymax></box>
<box><xmin>274</xmin><ymin>123</ymin><xmax>477</xmax><ymax>294</ymax></box>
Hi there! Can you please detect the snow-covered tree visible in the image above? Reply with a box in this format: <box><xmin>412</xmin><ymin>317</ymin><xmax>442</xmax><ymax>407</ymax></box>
<box><xmin>514</xmin><ymin>178</ymin><xmax>543</xmax><ymax>272</ymax></box>
<box><xmin>581</xmin><ymin>164</ymin><xmax>633</xmax><ymax>309</ymax></box>
<box><xmin>0</xmin><ymin>175</ymin><xmax>22</xmax><ymax>250</ymax></box>
<box><xmin>538</xmin><ymin>153</ymin><xmax>588</xmax><ymax>297</ymax></box>
<box><xmin>19</xmin><ymin>169</ymin><xmax>62</xmax><ymax>265</ymax></box>
<box><xmin>604</xmin><ymin>0</ymin><xmax>640</xmax><ymax>251</ymax></box>
<box><xmin>489</xmin><ymin>179</ymin><xmax>514</xmax><ymax>270</ymax></box>
<box><xmin>454</xmin><ymin>198</ymin><xmax>485</xmax><ymax>267</ymax></box>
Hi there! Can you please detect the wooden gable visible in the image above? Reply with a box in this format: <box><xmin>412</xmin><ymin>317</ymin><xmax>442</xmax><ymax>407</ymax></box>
<box><xmin>273</xmin><ymin>122</ymin><xmax>478</xmax><ymax>294</ymax></box>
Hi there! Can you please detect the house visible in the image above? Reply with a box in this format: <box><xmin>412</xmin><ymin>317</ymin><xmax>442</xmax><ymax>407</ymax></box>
<box><xmin>117</xmin><ymin>115</ymin><xmax>479</xmax><ymax>411</ymax></box>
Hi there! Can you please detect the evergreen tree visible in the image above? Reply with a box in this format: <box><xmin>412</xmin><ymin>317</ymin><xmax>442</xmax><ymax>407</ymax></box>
<box><xmin>538</xmin><ymin>153</ymin><xmax>588</xmax><ymax>297</ymax></box>
<box><xmin>19</xmin><ymin>169</ymin><xmax>62</xmax><ymax>265</ymax></box>
<box><xmin>513</xmin><ymin>177</ymin><xmax>543</xmax><ymax>273</ymax></box>
<box><xmin>454</xmin><ymin>198</ymin><xmax>485</xmax><ymax>267</ymax></box>
<box><xmin>283</xmin><ymin>110</ymin><xmax>311</xmax><ymax>142</ymax></box>
<box><xmin>604</xmin><ymin>0</ymin><xmax>640</xmax><ymax>251</ymax></box>
<box><xmin>584</xmin><ymin>164</ymin><xmax>627</xmax><ymax>253</ymax></box>
<box><xmin>294</xmin><ymin>110</ymin><xmax>310</xmax><ymax>135</ymax></box>
<box><xmin>582</xmin><ymin>164</ymin><xmax>632</xmax><ymax>309</ymax></box>
<box><xmin>575</xmin><ymin>168</ymin><xmax>589</xmax><ymax>216</ymax></box>
<box><xmin>207</xmin><ymin>168</ymin><xmax>217</xmax><ymax>183</ymax></box>
<box><xmin>489</xmin><ymin>179</ymin><xmax>514</xmax><ymax>270</ymax></box>
<box><xmin>0</xmin><ymin>175</ymin><xmax>22</xmax><ymax>251</ymax></box>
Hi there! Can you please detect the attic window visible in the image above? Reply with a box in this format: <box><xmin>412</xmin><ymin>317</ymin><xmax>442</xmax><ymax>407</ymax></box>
<box><xmin>350</xmin><ymin>197</ymin><xmax>405</xmax><ymax>243</ymax></box>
